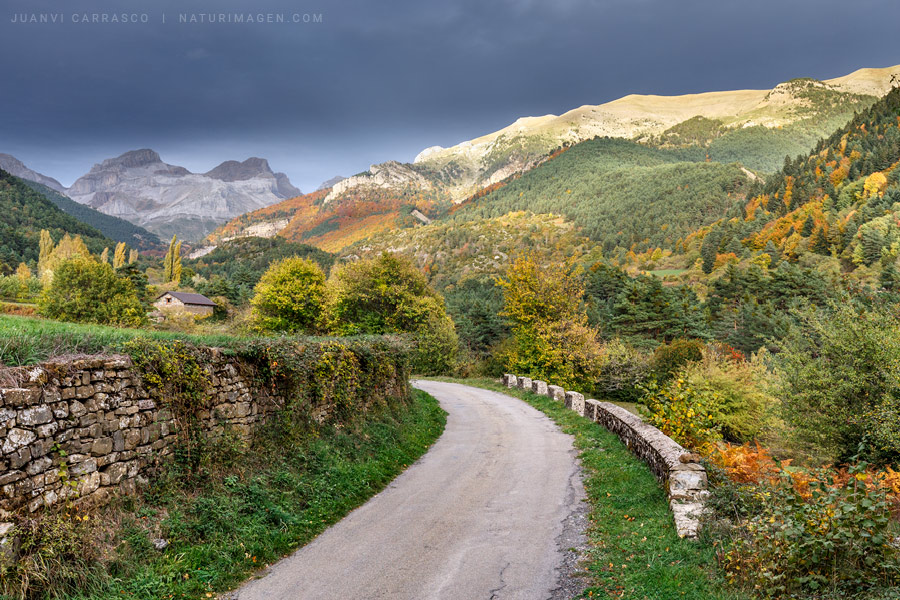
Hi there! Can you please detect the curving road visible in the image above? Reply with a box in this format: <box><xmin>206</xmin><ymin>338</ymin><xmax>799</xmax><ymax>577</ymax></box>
<box><xmin>233</xmin><ymin>380</ymin><xmax>587</xmax><ymax>600</ymax></box>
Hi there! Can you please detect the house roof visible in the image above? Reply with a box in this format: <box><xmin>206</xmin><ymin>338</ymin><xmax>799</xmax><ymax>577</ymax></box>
<box><xmin>156</xmin><ymin>291</ymin><xmax>216</xmax><ymax>307</ymax></box>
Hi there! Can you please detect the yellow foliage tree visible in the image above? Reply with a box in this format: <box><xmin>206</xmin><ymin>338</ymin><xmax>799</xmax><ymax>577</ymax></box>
<box><xmin>38</xmin><ymin>229</ymin><xmax>54</xmax><ymax>276</ymax></box>
<box><xmin>498</xmin><ymin>253</ymin><xmax>602</xmax><ymax>388</ymax></box>
<box><xmin>113</xmin><ymin>242</ymin><xmax>127</xmax><ymax>269</ymax></box>
<box><xmin>864</xmin><ymin>172</ymin><xmax>888</xmax><ymax>199</ymax></box>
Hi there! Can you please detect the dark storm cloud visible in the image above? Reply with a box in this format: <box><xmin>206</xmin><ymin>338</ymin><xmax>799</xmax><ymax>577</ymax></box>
<box><xmin>1</xmin><ymin>0</ymin><xmax>899</xmax><ymax>190</ymax></box>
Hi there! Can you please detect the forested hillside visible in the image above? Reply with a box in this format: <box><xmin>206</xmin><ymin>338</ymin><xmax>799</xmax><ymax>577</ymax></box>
<box><xmin>187</xmin><ymin>236</ymin><xmax>334</xmax><ymax>304</ymax></box>
<box><xmin>349</xmin><ymin>211</ymin><xmax>599</xmax><ymax>291</ymax></box>
<box><xmin>22</xmin><ymin>180</ymin><xmax>163</xmax><ymax>252</ymax></box>
<box><xmin>683</xmin><ymin>85</ymin><xmax>900</xmax><ymax>285</ymax></box>
<box><xmin>452</xmin><ymin>137</ymin><xmax>751</xmax><ymax>255</ymax></box>
<box><xmin>0</xmin><ymin>169</ymin><xmax>113</xmax><ymax>273</ymax></box>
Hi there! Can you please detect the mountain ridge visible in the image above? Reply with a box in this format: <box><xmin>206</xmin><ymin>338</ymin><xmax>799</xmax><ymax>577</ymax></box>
<box><xmin>212</xmin><ymin>64</ymin><xmax>898</xmax><ymax>253</ymax></box>
<box><xmin>64</xmin><ymin>149</ymin><xmax>302</xmax><ymax>242</ymax></box>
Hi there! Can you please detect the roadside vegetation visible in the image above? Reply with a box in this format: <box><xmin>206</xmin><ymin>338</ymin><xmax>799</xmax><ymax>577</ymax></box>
<box><xmin>2</xmin><ymin>388</ymin><xmax>445</xmax><ymax>599</ymax></box>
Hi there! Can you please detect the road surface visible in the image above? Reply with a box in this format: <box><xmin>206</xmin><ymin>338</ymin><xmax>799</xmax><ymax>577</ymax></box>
<box><xmin>234</xmin><ymin>380</ymin><xmax>586</xmax><ymax>600</ymax></box>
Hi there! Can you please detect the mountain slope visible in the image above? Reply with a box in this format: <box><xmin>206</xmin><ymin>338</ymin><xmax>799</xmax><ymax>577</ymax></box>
<box><xmin>211</xmin><ymin>65</ymin><xmax>896</xmax><ymax>257</ymax></box>
<box><xmin>413</xmin><ymin>66</ymin><xmax>898</xmax><ymax>191</ymax></box>
<box><xmin>675</xmin><ymin>85</ymin><xmax>900</xmax><ymax>282</ymax></box>
<box><xmin>452</xmin><ymin>137</ymin><xmax>751</xmax><ymax>255</ymax></box>
<box><xmin>0</xmin><ymin>169</ymin><xmax>112</xmax><ymax>272</ymax></box>
<box><xmin>21</xmin><ymin>180</ymin><xmax>163</xmax><ymax>252</ymax></box>
<box><xmin>0</xmin><ymin>153</ymin><xmax>65</xmax><ymax>193</ymax></box>
<box><xmin>66</xmin><ymin>150</ymin><xmax>301</xmax><ymax>242</ymax></box>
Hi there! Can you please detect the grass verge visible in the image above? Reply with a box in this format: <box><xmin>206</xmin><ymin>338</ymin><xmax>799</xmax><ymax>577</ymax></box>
<box><xmin>5</xmin><ymin>389</ymin><xmax>445</xmax><ymax>600</ymax></box>
<box><xmin>430</xmin><ymin>377</ymin><xmax>746</xmax><ymax>600</ymax></box>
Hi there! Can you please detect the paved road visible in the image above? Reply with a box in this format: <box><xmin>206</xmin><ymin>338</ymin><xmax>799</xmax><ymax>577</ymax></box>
<box><xmin>234</xmin><ymin>380</ymin><xmax>586</xmax><ymax>600</ymax></box>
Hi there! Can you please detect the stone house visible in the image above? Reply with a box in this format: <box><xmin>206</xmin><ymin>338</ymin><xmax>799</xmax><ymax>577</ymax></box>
<box><xmin>153</xmin><ymin>291</ymin><xmax>216</xmax><ymax>317</ymax></box>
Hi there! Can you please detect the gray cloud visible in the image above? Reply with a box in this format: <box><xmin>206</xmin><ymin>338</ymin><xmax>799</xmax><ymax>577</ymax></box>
<box><xmin>1</xmin><ymin>0</ymin><xmax>899</xmax><ymax>191</ymax></box>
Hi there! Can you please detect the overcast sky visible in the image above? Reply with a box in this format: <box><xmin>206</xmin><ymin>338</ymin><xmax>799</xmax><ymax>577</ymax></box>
<box><xmin>2</xmin><ymin>0</ymin><xmax>899</xmax><ymax>191</ymax></box>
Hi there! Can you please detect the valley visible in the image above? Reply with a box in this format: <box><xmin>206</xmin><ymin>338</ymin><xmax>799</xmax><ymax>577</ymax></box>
<box><xmin>2</xmin><ymin>61</ymin><xmax>900</xmax><ymax>600</ymax></box>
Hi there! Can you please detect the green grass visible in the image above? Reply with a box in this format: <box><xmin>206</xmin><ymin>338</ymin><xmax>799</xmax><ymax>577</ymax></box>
<box><xmin>432</xmin><ymin>377</ymin><xmax>746</xmax><ymax>600</ymax></box>
<box><xmin>647</xmin><ymin>269</ymin><xmax>689</xmax><ymax>278</ymax></box>
<box><xmin>9</xmin><ymin>389</ymin><xmax>446</xmax><ymax>600</ymax></box>
<box><xmin>0</xmin><ymin>314</ymin><xmax>246</xmax><ymax>366</ymax></box>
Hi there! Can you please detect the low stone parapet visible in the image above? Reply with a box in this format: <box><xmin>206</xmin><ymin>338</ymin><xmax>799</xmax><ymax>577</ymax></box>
<box><xmin>506</xmin><ymin>374</ymin><xmax>707</xmax><ymax>538</ymax></box>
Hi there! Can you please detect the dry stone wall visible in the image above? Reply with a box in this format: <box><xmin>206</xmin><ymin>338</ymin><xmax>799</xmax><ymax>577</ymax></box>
<box><xmin>0</xmin><ymin>354</ymin><xmax>283</xmax><ymax>520</ymax></box>
<box><xmin>503</xmin><ymin>373</ymin><xmax>707</xmax><ymax>538</ymax></box>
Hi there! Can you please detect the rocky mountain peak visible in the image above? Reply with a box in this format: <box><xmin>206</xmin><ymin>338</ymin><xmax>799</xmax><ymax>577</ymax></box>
<box><xmin>98</xmin><ymin>149</ymin><xmax>163</xmax><ymax>170</ymax></box>
<box><xmin>205</xmin><ymin>157</ymin><xmax>273</xmax><ymax>181</ymax></box>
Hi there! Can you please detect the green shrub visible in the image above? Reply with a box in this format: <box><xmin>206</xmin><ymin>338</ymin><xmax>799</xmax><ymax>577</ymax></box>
<box><xmin>328</xmin><ymin>253</ymin><xmax>458</xmax><ymax>375</ymax></box>
<box><xmin>679</xmin><ymin>350</ymin><xmax>779</xmax><ymax>444</ymax></box>
<box><xmin>250</xmin><ymin>256</ymin><xmax>327</xmax><ymax>334</ymax></box>
<box><xmin>0</xmin><ymin>509</ymin><xmax>101</xmax><ymax>599</ymax></box>
<box><xmin>651</xmin><ymin>338</ymin><xmax>705</xmax><ymax>380</ymax></box>
<box><xmin>594</xmin><ymin>338</ymin><xmax>651</xmax><ymax>402</ymax></box>
<box><xmin>498</xmin><ymin>253</ymin><xmax>603</xmax><ymax>388</ymax></box>
<box><xmin>641</xmin><ymin>378</ymin><xmax>722</xmax><ymax>450</ymax></box>
<box><xmin>38</xmin><ymin>257</ymin><xmax>146</xmax><ymax>327</ymax></box>
<box><xmin>774</xmin><ymin>301</ymin><xmax>900</xmax><ymax>465</ymax></box>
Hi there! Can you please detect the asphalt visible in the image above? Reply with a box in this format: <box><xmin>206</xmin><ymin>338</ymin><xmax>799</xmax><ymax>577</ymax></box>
<box><xmin>232</xmin><ymin>380</ymin><xmax>587</xmax><ymax>600</ymax></box>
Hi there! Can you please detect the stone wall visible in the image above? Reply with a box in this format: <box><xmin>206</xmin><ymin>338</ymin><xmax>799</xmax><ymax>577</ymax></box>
<box><xmin>0</xmin><ymin>354</ymin><xmax>284</xmax><ymax>520</ymax></box>
<box><xmin>502</xmin><ymin>373</ymin><xmax>707</xmax><ymax>538</ymax></box>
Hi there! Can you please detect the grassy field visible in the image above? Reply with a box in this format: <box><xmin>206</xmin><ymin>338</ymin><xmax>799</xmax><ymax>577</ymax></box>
<box><xmin>0</xmin><ymin>314</ymin><xmax>249</xmax><ymax>366</ymax></box>
<box><xmin>6</xmin><ymin>389</ymin><xmax>446</xmax><ymax>600</ymax></box>
<box><xmin>434</xmin><ymin>377</ymin><xmax>746</xmax><ymax>600</ymax></box>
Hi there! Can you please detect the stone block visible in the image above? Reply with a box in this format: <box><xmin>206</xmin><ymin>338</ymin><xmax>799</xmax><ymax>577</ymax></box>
<box><xmin>69</xmin><ymin>400</ymin><xmax>87</xmax><ymax>418</ymax></box>
<box><xmin>668</xmin><ymin>470</ymin><xmax>708</xmax><ymax>500</ymax></box>
<box><xmin>546</xmin><ymin>385</ymin><xmax>565</xmax><ymax>402</ymax></box>
<box><xmin>584</xmin><ymin>399</ymin><xmax>601</xmax><ymax>421</ymax></box>
<box><xmin>137</xmin><ymin>399</ymin><xmax>156</xmax><ymax>411</ymax></box>
<box><xmin>20</xmin><ymin>405</ymin><xmax>52</xmax><ymax>427</ymax></box>
<box><xmin>36</xmin><ymin>422</ymin><xmax>58</xmax><ymax>438</ymax></box>
<box><xmin>76</xmin><ymin>471</ymin><xmax>100</xmax><ymax>496</ymax></box>
<box><xmin>70</xmin><ymin>458</ymin><xmax>97</xmax><ymax>477</ymax></box>
<box><xmin>100</xmin><ymin>462</ymin><xmax>127</xmax><ymax>486</ymax></box>
<box><xmin>670</xmin><ymin>501</ymin><xmax>706</xmax><ymax>538</ymax></box>
<box><xmin>2</xmin><ymin>429</ymin><xmax>36</xmax><ymax>454</ymax></box>
<box><xmin>8</xmin><ymin>448</ymin><xmax>31</xmax><ymax>470</ymax></box>
<box><xmin>51</xmin><ymin>403</ymin><xmax>69</xmax><ymax>419</ymax></box>
<box><xmin>531</xmin><ymin>380</ymin><xmax>548</xmax><ymax>395</ymax></box>
<box><xmin>516</xmin><ymin>377</ymin><xmax>532</xmax><ymax>390</ymax></box>
<box><xmin>0</xmin><ymin>409</ymin><xmax>15</xmax><ymax>426</ymax></box>
<box><xmin>25</xmin><ymin>457</ymin><xmax>51</xmax><ymax>476</ymax></box>
<box><xmin>564</xmin><ymin>391</ymin><xmax>585</xmax><ymax>415</ymax></box>
<box><xmin>74</xmin><ymin>385</ymin><xmax>94</xmax><ymax>399</ymax></box>
<box><xmin>3</xmin><ymin>389</ymin><xmax>41</xmax><ymax>407</ymax></box>
<box><xmin>91</xmin><ymin>438</ymin><xmax>114</xmax><ymax>457</ymax></box>
<box><xmin>502</xmin><ymin>374</ymin><xmax>517</xmax><ymax>388</ymax></box>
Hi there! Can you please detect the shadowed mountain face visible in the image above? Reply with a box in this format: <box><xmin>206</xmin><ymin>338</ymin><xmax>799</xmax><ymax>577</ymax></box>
<box><xmin>64</xmin><ymin>150</ymin><xmax>301</xmax><ymax>241</ymax></box>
